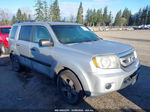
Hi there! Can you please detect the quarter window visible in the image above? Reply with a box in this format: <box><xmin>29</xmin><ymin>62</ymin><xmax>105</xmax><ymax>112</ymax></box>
<box><xmin>32</xmin><ymin>26</ymin><xmax>52</xmax><ymax>43</ymax></box>
<box><xmin>19</xmin><ymin>26</ymin><xmax>32</xmax><ymax>41</ymax></box>
<box><xmin>9</xmin><ymin>26</ymin><xmax>18</xmax><ymax>39</ymax></box>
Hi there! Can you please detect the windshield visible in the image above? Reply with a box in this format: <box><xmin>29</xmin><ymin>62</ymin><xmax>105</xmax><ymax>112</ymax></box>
<box><xmin>1</xmin><ymin>28</ymin><xmax>11</xmax><ymax>34</ymax></box>
<box><xmin>51</xmin><ymin>25</ymin><xmax>99</xmax><ymax>44</ymax></box>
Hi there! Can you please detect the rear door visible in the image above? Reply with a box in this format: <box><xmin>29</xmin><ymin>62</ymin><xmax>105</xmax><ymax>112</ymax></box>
<box><xmin>16</xmin><ymin>25</ymin><xmax>33</xmax><ymax>68</ymax></box>
<box><xmin>30</xmin><ymin>25</ymin><xmax>55</xmax><ymax>77</ymax></box>
<box><xmin>9</xmin><ymin>26</ymin><xmax>19</xmax><ymax>53</ymax></box>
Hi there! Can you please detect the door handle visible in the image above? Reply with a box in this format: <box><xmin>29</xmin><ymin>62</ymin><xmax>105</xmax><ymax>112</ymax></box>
<box><xmin>16</xmin><ymin>44</ymin><xmax>20</xmax><ymax>46</ymax></box>
<box><xmin>31</xmin><ymin>48</ymin><xmax>36</xmax><ymax>51</ymax></box>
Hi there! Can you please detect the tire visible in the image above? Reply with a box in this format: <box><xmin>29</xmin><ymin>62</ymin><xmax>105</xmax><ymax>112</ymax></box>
<box><xmin>10</xmin><ymin>54</ymin><xmax>22</xmax><ymax>72</ymax></box>
<box><xmin>0</xmin><ymin>44</ymin><xmax>2</xmax><ymax>56</ymax></box>
<box><xmin>57</xmin><ymin>70</ymin><xmax>84</xmax><ymax>104</ymax></box>
<box><xmin>0</xmin><ymin>43</ymin><xmax>9</xmax><ymax>54</ymax></box>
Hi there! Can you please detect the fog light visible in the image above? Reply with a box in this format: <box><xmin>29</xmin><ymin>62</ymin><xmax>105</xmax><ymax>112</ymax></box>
<box><xmin>105</xmin><ymin>83</ymin><xmax>112</xmax><ymax>89</ymax></box>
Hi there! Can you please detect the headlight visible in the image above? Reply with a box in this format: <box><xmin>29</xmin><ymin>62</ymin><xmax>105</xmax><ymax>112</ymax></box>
<box><xmin>92</xmin><ymin>55</ymin><xmax>120</xmax><ymax>69</ymax></box>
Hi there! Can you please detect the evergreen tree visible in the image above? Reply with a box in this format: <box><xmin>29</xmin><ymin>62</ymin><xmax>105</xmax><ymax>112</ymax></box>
<box><xmin>142</xmin><ymin>5</ymin><xmax>149</xmax><ymax>25</ymax></box>
<box><xmin>131</xmin><ymin>5</ymin><xmax>150</xmax><ymax>25</ymax></box>
<box><xmin>108</xmin><ymin>11</ymin><xmax>112</xmax><ymax>25</ymax></box>
<box><xmin>22</xmin><ymin>13</ymin><xmax>28</xmax><ymax>21</ymax></box>
<box><xmin>86</xmin><ymin>9</ymin><xmax>93</xmax><ymax>26</ymax></box>
<box><xmin>103</xmin><ymin>6</ymin><xmax>108</xmax><ymax>25</ymax></box>
<box><xmin>114</xmin><ymin>10</ymin><xmax>122</xmax><ymax>26</ymax></box>
<box><xmin>16</xmin><ymin>9</ymin><xmax>23</xmax><ymax>22</ymax></box>
<box><xmin>43</xmin><ymin>0</ymin><xmax>48</xmax><ymax>21</ymax></box>
<box><xmin>86</xmin><ymin>9</ymin><xmax>90</xmax><ymax>25</ymax></box>
<box><xmin>122</xmin><ymin>8</ymin><xmax>132</xmax><ymax>25</ymax></box>
<box><xmin>77</xmin><ymin>2</ymin><xmax>83</xmax><ymax>24</ymax></box>
<box><xmin>92</xmin><ymin>9</ymin><xmax>97</xmax><ymax>26</ymax></box>
<box><xmin>86</xmin><ymin>8</ymin><xmax>112</xmax><ymax>26</ymax></box>
<box><xmin>120</xmin><ymin>17</ymin><xmax>127</xmax><ymax>26</ymax></box>
<box><xmin>50</xmin><ymin>0</ymin><xmax>61</xmax><ymax>22</ymax></box>
<box><xmin>128</xmin><ymin>15</ymin><xmax>134</xmax><ymax>26</ymax></box>
<box><xmin>137</xmin><ymin>8</ymin><xmax>142</xmax><ymax>25</ymax></box>
<box><xmin>147</xmin><ymin>6</ymin><xmax>150</xmax><ymax>24</ymax></box>
<box><xmin>11</xmin><ymin>16</ymin><xmax>17</xmax><ymax>24</ymax></box>
<box><xmin>96</xmin><ymin>9</ymin><xmax>103</xmax><ymax>26</ymax></box>
<box><xmin>35</xmin><ymin>0</ymin><xmax>44</xmax><ymax>21</ymax></box>
<box><xmin>28</xmin><ymin>14</ymin><xmax>31</xmax><ymax>20</ymax></box>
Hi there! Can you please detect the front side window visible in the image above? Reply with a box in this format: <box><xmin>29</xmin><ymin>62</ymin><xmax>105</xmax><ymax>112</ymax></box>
<box><xmin>1</xmin><ymin>28</ymin><xmax>11</xmax><ymax>34</ymax></box>
<box><xmin>9</xmin><ymin>26</ymin><xmax>18</xmax><ymax>39</ymax></box>
<box><xmin>19</xmin><ymin>26</ymin><xmax>32</xmax><ymax>41</ymax></box>
<box><xmin>32</xmin><ymin>26</ymin><xmax>52</xmax><ymax>43</ymax></box>
<box><xmin>51</xmin><ymin>25</ymin><xmax>99</xmax><ymax>44</ymax></box>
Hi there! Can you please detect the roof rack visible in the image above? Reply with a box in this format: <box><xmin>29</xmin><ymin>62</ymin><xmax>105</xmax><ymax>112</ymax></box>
<box><xmin>16</xmin><ymin>20</ymin><xmax>36</xmax><ymax>23</ymax></box>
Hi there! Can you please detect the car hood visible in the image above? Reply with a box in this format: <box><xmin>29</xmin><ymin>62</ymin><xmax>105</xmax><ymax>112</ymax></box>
<box><xmin>66</xmin><ymin>40</ymin><xmax>133</xmax><ymax>56</ymax></box>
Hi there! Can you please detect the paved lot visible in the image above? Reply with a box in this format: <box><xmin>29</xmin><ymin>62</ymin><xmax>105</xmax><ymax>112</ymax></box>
<box><xmin>0</xmin><ymin>30</ymin><xmax>150</xmax><ymax>112</ymax></box>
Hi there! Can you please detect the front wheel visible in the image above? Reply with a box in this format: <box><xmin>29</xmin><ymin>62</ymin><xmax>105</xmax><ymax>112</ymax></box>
<box><xmin>57</xmin><ymin>70</ymin><xmax>84</xmax><ymax>104</ymax></box>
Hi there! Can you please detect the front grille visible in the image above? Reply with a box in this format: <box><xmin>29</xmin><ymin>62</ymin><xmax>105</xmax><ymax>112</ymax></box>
<box><xmin>119</xmin><ymin>50</ymin><xmax>135</xmax><ymax>68</ymax></box>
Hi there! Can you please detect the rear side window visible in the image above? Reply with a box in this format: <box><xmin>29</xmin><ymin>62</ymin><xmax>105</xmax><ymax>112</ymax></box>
<box><xmin>19</xmin><ymin>26</ymin><xmax>32</xmax><ymax>41</ymax></box>
<box><xmin>9</xmin><ymin>26</ymin><xmax>18</xmax><ymax>39</ymax></box>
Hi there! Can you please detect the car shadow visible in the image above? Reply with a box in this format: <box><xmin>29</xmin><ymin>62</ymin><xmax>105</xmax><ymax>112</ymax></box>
<box><xmin>119</xmin><ymin>65</ymin><xmax>150</xmax><ymax>111</ymax></box>
<box><xmin>0</xmin><ymin>55</ymin><xmax>10</xmax><ymax>66</ymax></box>
<box><xmin>1</xmin><ymin>55</ymin><xmax>150</xmax><ymax>111</ymax></box>
<box><xmin>0</xmin><ymin>55</ymin><xmax>96</xmax><ymax>111</ymax></box>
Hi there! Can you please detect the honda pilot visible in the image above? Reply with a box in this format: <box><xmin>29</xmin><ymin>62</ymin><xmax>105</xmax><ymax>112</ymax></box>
<box><xmin>9</xmin><ymin>22</ymin><xmax>140</xmax><ymax>104</ymax></box>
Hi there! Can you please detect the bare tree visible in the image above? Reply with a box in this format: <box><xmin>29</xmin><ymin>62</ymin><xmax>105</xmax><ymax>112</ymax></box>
<box><xmin>0</xmin><ymin>9</ymin><xmax>10</xmax><ymax>25</ymax></box>
<box><xmin>21</xmin><ymin>8</ymin><xmax>33</xmax><ymax>17</ymax></box>
<box><xmin>70</xmin><ymin>14</ymin><xmax>74</xmax><ymax>23</ymax></box>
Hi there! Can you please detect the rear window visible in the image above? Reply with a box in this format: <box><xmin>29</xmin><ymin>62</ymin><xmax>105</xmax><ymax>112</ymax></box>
<box><xmin>19</xmin><ymin>26</ymin><xmax>32</xmax><ymax>41</ymax></box>
<box><xmin>9</xmin><ymin>26</ymin><xmax>18</xmax><ymax>39</ymax></box>
<box><xmin>1</xmin><ymin>28</ymin><xmax>11</xmax><ymax>34</ymax></box>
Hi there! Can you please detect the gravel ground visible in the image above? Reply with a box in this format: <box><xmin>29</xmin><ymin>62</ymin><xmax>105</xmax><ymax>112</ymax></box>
<box><xmin>0</xmin><ymin>30</ymin><xmax>150</xmax><ymax>112</ymax></box>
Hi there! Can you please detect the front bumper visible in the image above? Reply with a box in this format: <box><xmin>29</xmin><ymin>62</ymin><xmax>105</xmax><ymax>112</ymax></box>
<box><xmin>87</xmin><ymin>63</ymin><xmax>141</xmax><ymax>97</ymax></box>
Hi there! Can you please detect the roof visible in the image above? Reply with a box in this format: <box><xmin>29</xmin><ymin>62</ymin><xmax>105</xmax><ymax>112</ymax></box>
<box><xmin>0</xmin><ymin>26</ymin><xmax>11</xmax><ymax>28</ymax></box>
<box><xmin>49</xmin><ymin>22</ymin><xmax>82</xmax><ymax>26</ymax></box>
<box><xmin>13</xmin><ymin>21</ymin><xmax>82</xmax><ymax>26</ymax></box>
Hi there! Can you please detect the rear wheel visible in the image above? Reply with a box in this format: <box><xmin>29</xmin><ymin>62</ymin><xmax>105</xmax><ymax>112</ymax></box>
<box><xmin>57</xmin><ymin>70</ymin><xmax>84</xmax><ymax>104</ymax></box>
<box><xmin>10</xmin><ymin>54</ymin><xmax>22</xmax><ymax>72</ymax></box>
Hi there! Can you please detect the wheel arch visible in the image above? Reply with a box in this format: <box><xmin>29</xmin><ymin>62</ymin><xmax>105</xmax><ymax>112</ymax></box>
<box><xmin>55</xmin><ymin>64</ymin><xmax>91</xmax><ymax>96</ymax></box>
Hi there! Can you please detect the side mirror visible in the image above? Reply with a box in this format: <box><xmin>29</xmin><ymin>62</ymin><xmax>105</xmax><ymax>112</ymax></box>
<box><xmin>39</xmin><ymin>39</ymin><xmax>53</xmax><ymax>47</ymax></box>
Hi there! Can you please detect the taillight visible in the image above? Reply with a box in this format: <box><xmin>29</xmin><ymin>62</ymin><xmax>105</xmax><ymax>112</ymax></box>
<box><xmin>6</xmin><ymin>37</ymin><xmax>9</xmax><ymax>41</ymax></box>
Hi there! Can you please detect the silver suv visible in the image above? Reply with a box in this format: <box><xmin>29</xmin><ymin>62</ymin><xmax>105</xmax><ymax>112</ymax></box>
<box><xmin>9</xmin><ymin>22</ymin><xmax>140</xmax><ymax>104</ymax></box>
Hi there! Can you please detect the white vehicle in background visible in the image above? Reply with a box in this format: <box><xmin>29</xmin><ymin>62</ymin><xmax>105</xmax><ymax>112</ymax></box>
<box><xmin>133</xmin><ymin>25</ymin><xmax>150</xmax><ymax>30</ymax></box>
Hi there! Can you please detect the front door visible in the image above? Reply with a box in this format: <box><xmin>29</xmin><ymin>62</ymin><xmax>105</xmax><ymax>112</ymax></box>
<box><xmin>30</xmin><ymin>25</ymin><xmax>55</xmax><ymax>77</ymax></box>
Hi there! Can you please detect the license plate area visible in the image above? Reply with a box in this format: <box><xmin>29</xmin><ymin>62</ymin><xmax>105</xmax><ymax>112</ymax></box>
<box><xmin>130</xmin><ymin>73</ymin><xmax>137</xmax><ymax>79</ymax></box>
<box><xmin>123</xmin><ymin>73</ymin><xmax>137</xmax><ymax>85</ymax></box>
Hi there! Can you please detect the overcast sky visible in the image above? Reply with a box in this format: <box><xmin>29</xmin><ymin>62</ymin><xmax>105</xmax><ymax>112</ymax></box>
<box><xmin>1</xmin><ymin>0</ymin><xmax>150</xmax><ymax>19</ymax></box>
